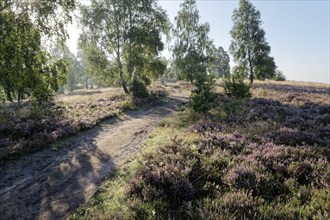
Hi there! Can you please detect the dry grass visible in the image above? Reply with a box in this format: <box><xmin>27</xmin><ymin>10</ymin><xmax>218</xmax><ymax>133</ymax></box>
<box><xmin>56</xmin><ymin>87</ymin><xmax>124</xmax><ymax>104</ymax></box>
<box><xmin>253</xmin><ymin>79</ymin><xmax>329</xmax><ymax>88</ymax></box>
<box><xmin>0</xmin><ymin>86</ymin><xmax>166</xmax><ymax>161</ymax></box>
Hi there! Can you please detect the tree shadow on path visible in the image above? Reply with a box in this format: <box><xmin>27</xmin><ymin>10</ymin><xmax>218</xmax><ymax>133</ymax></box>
<box><xmin>0</xmin><ymin>95</ymin><xmax>188</xmax><ymax>220</ymax></box>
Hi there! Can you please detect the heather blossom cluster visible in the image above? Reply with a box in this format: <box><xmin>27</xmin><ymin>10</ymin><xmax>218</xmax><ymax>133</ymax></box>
<box><xmin>126</xmin><ymin>83</ymin><xmax>330</xmax><ymax>219</ymax></box>
<box><xmin>0</xmin><ymin>95</ymin><xmax>125</xmax><ymax>160</ymax></box>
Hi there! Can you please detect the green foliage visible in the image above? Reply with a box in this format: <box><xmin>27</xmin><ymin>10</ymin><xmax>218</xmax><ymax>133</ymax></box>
<box><xmin>261</xmin><ymin>187</ymin><xmax>330</xmax><ymax>219</ymax></box>
<box><xmin>53</xmin><ymin>43</ymin><xmax>95</xmax><ymax>92</ymax></box>
<box><xmin>223</xmin><ymin>76</ymin><xmax>252</xmax><ymax>99</ymax></box>
<box><xmin>173</xmin><ymin>0</ymin><xmax>213</xmax><ymax>83</ymax></box>
<box><xmin>173</xmin><ymin>0</ymin><xmax>216</xmax><ymax>113</ymax></box>
<box><xmin>78</xmin><ymin>40</ymin><xmax>118</xmax><ymax>87</ymax></box>
<box><xmin>130</xmin><ymin>78</ymin><xmax>149</xmax><ymax>98</ymax></box>
<box><xmin>232</xmin><ymin>63</ymin><xmax>249</xmax><ymax>79</ymax></box>
<box><xmin>273</xmin><ymin>70</ymin><xmax>286</xmax><ymax>81</ymax></box>
<box><xmin>221</xmin><ymin>98</ymin><xmax>243</xmax><ymax>116</ymax></box>
<box><xmin>142</xmin><ymin>58</ymin><xmax>167</xmax><ymax>83</ymax></box>
<box><xmin>140</xmin><ymin>75</ymin><xmax>151</xmax><ymax>87</ymax></box>
<box><xmin>209</xmin><ymin>46</ymin><xmax>231</xmax><ymax>78</ymax></box>
<box><xmin>0</xmin><ymin>86</ymin><xmax>5</xmax><ymax>103</ymax></box>
<box><xmin>0</xmin><ymin>11</ymin><xmax>67</xmax><ymax>104</ymax></box>
<box><xmin>117</xmin><ymin>96</ymin><xmax>135</xmax><ymax>111</ymax></box>
<box><xmin>189</xmin><ymin>74</ymin><xmax>215</xmax><ymax>112</ymax></box>
<box><xmin>230</xmin><ymin>0</ymin><xmax>276</xmax><ymax>83</ymax></box>
<box><xmin>0</xmin><ymin>0</ymin><xmax>75</xmax><ymax>105</ymax></box>
<box><xmin>80</xmin><ymin>0</ymin><xmax>169</xmax><ymax>94</ymax></box>
<box><xmin>0</xmin><ymin>0</ymin><xmax>75</xmax><ymax>41</ymax></box>
<box><xmin>255</xmin><ymin>54</ymin><xmax>277</xmax><ymax>80</ymax></box>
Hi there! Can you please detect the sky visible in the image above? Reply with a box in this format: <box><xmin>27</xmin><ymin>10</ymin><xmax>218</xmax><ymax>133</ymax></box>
<box><xmin>67</xmin><ymin>0</ymin><xmax>330</xmax><ymax>84</ymax></box>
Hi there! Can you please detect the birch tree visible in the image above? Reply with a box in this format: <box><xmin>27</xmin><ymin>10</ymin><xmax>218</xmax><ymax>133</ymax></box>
<box><xmin>80</xmin><ymin>0</ymin><xmax>168</xmax><ymax>94</ymax></box>
<box><xmin>230</xmin><ymin>0</ymin><xmax>276</xmax><ymax>83</ymax></box>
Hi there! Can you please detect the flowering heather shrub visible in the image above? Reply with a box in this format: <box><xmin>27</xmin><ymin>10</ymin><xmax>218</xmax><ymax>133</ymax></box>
<box><xmin>126</xmin><ymin>118</ymin><xmax>329</xmax><ymax>219</ymax></box>
<box><xmin>213</xmin><ymin>92</ymin><xmax>330</xmax><ymax>147</ymax></box>
<box><xmin>283</xmin><ymin>114</ymin><xmax>308</xmax><ymax>129</ymax></box>
<box><xmin>0</xmin><ymin>138</ymin><xmax>12</xmax><ymax>149</ymax></box>
<box><xmin>201</xmin><ymin>131</ymin><xmax>249</xmax><ymax>155</ymax></box>
<box><xmin>287</xmin><ymin>161</ymin><xmax>313</xmax><ymax>184</ymax></box>
<box><xmin>126</xmin><ymin>138</ymin><xmax>236</xmax><ymax>219</ymax></box>
<box><xmin>265</xmin><ymin>127</ymin><xmax>327</xmax><ymax>147</ymax></box>
<box><xmin>220</xmin><ymin>190</ymin><xmax>263</xmax><ymax>219</ymax></box>
<box><xmin>127</xmin><ymin>139</ymin><xmax>207</xmax><ymax>218</ymax></box>
<box><xmin>184</xmin><ymin>198</ymin><xmax>223</xmax><ymax>220</ymax></box>
<box><xmin>243</xmin><ymin>98</ymin><xmax>297</xmax><ymax>123</ymax></box>
<box><xmin>315</xmin><ymin>114</ymin><xmax>330</xmax><ymax>126</ymax></box>
<box><xmin>226</xmin><ymin>166</ymin><xmax>257</xmax><ymax>190</ymax></box>
<box><xmin>70</xmin><ymin>82</ymin><xmax>329</xmax><ymax>218</ymax></box>
<box><xmin>248</xmin><ymin>142</ymin><xmax>290</xmax><ymax>172</ymax></box>
<box><xmin>190</xmin><ymin>121</ymin><xmax>224</xmax><ymax>133</ymax></box>
<box><xmin>0</xmin><ymin>87</ymin><xmax>168</xmax><ymax>161</ymax></box>
<box><xmin>185</xmin><ymin>192</ymin><xmax>263</xmax><ymax>220</ymax></box>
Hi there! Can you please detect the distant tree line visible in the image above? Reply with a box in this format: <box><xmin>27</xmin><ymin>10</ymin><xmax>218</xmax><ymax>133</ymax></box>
<box><xmin>0</xmin><ymin>0</ymin><xmax>285</xmax><ymax>107</ymax></box>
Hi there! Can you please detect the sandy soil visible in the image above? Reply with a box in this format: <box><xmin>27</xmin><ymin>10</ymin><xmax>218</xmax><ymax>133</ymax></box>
<box><xmin>0</xmin><ymin>94</ymin><xmax>188</xmax><ymax>220</ymax></box>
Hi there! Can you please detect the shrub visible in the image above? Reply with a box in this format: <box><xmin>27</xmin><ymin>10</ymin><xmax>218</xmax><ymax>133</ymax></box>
<box><xmin>140</xmin><ymin>75</ymin><xmax>151</xmax><ymax>86</ymax></box>
<box><xmin>287</xmin><ymin>161</ymin><xmax>313</xmax><ymax>184</ymax></box>
<box><xmin>256</xmin><ymin>174</ymin><xmax>290</xmax><ymax>199</ymax></box>
<box><xmin>220</xmin><ymin>190</ymin><xmax>263</xmax><ymax>219</ymax></box>
<box><xmin>126</xmin><ymin>140</ymin><xmax>200</xmax><ymax>218</ymax></box>
<box><xmin>266</xmin><ymin>127</ymin><xmax>319</xmax><ymax>146</ymax></box>
<box><xmin>126</xmin><ymin>138</ymin><xmax>224</xmax><ymax>219</ymax></box>
<box><xmin>273</xmin><ymin>70</ymin><xmax>286</xmax><ymax>81</ymax></box>
<box><xmin>261</xmin><ymin>188</ymin><xmax>330</xmax><ymax>219</ymax></box>
<box><xmin>226</xmin><ymin>166</ymin><xmax>257</xmax><ymax>190</ymax></box>
<box><xmin>202</xmin><ymin>132</ymin><xmax>248</xmax><ymax>155</ymax></box>
<box><xmin>149</xmin><ymin>85</ymin><xmax>168</xmax><ymax>98</ymax></box>
<box><xmin>189</xmin><ymin>73</ymin><xmax>215</xmax><ymax>113</ymax></box>
<box><xmin>184</xmin><ymin>198</ymin><xmax>223</xmax><ymax>220</ymax></box>
<box><xmin>130</xmin><ymin>78</ymin><xmax>149</xmax><ymax>98</ymax></box>
<box><xmin>118</xmin><ymin>97</ymin><xmax>134</xmax><ymax>111</ymax></box>
<box><xmin>221</xmin><ymin>98</ymin><xmax>243</xmax><ymax>118</ymax></box>
<box><xmin>223</xmin><ymin>76</ymin><xmax>251</xmax><ymax>99</ymax></box>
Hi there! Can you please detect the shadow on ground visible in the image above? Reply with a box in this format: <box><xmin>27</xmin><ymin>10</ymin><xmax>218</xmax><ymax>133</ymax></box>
<box><xmin>0</xmin><ymin>95</ymin><xmax>188</xmax><ymax>220</ymax></box>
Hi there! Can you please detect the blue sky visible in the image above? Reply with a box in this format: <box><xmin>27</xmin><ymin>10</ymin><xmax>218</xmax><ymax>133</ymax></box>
<box><xmin>68</xmin><ymin>0</ymin><xmax>330</xmax><ymax>83</ymax></box>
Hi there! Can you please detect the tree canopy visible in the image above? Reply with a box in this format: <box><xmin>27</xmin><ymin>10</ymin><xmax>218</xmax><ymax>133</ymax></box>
<box><xmin>230</xmin><ymin>0</ymin><xmax>276</xmax><ymax>83</ymax></box>
<box><xmin>0</xmin><ymin>11</ymin><xmax>68</xmax><ymax>103</ymax></box>
<box><xmin>80</xmin><ymin>0</ymin><xmax>169</xmax><ymax>94</ymax></box>
<box><xmin>172</xmin><ymin>0</ymin><xmax>215</xmax><ymax>112</ymax></box>
<box><xmin>0</xmin><ymin>0</ymin><xmax>286</xmax><ymax>105</ymax></box>
<box><xmin>173</xmin><ymin>0</ymin><xmax>213</xmax><ymax>83</ymax></box>
<box><xmin>209</xmin><ymin>46</ymin><xmax>230</xmax><ymax>78</ymax></box>
<box><xmin>0</xmin><ymin>0</ymin><xmax>76</xmax><ymax>103</ymax></box>
<box><xmin>0</xmin><ymin>0</ymin><xmax>75</xmax><ymax>40</ymax></box>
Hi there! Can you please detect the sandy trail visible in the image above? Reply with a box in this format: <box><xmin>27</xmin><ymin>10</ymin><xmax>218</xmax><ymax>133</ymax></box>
<box><xmin>0</xmin><ymin>94</ymin><xmax>188</xmax><ymax>220</ymax></box>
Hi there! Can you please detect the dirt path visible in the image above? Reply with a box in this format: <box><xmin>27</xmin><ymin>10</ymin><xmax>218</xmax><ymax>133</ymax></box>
<box><xmin>0</xmin><ymin>94</ymin><xmax>188</xmax><ymax>220</ymax></box>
